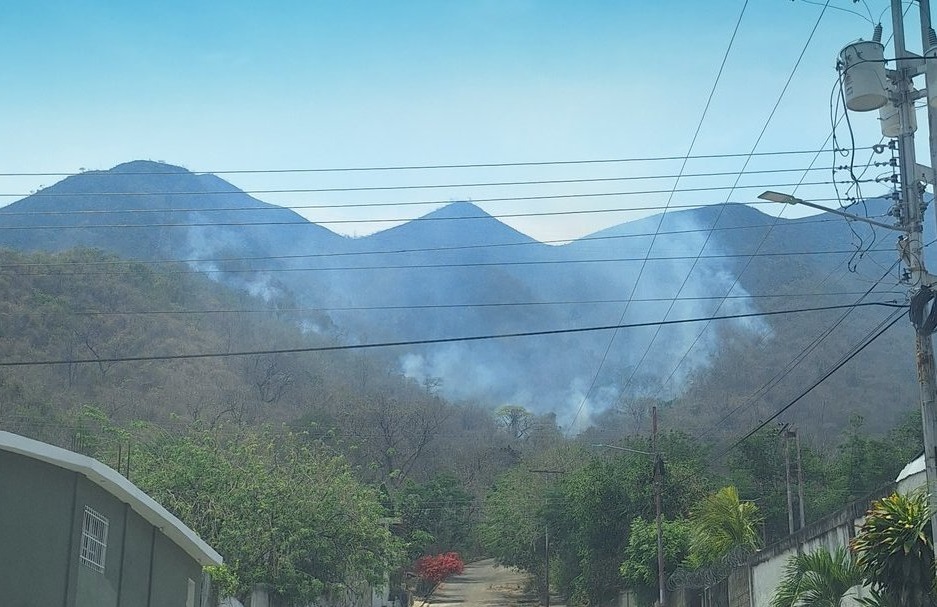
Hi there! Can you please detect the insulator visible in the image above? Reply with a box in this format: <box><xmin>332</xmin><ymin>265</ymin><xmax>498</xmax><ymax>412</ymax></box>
<box><xmin>873</xmin><ymin>23</ymin><xmax>884</xmax><ymax>43</ymax></box>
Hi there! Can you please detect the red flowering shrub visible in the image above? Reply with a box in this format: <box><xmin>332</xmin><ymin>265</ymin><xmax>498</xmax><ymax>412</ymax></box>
<box><xmin>415</xmin><ymin>552</ymin><xmax>465</xmax><ymax>586</ymax></box>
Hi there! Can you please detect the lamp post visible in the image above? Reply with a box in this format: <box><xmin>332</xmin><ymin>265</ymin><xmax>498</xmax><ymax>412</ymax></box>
<box><xmin>757</xmin><ymin>191</ymin><xmax>910</xmax><ymax>232</ymax></box>
<box><xmin>592</xmin><ymin>406</ymin><xmax>665</xmax><ymax>607</ymax></box>
<box><xmin>759</xmin><ymin>187</ymin><xmax>937</xmax><ymax>559</ymax></box>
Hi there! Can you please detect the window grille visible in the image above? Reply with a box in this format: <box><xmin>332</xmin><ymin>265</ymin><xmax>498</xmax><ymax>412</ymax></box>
<box><xmin>79</xmin><ymin>506</ymin><xmax>108</xmax><ymax>573</ymax></box>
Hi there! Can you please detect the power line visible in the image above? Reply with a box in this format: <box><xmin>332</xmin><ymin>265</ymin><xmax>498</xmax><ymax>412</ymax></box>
<box><xmin>710</xmin><ymin>308</ymin><xmax>903</xmax><ymax>461</ymax></box>
<box><xmin>692</xmin><ymin>261</ymin><xmax>900</xmax><ymax>443</ymax></box>
<box><xmin>0</xmin><ymin>302</ymin><xmax>904</xmax><ymax>367</ymax></box>
<box><xmin>0</xmin><ymin>182</ymin><xmax>884</xmax><ymax>227</ymax></box>
<box><xmin>619</xmin><ymin>0</ymin><xmax>831</xmax><ymax>399</ymax></box>
<box><xmin>0</xmin><ymin>190</ymin><xmax>889</xmax><ymax>232</ymax></box>
<box><xmin>3</xmin><ymin>165</ymin><xmax>845</xmax><ymax>199</ymax></box>
<box><xmin>0</xmin><ymin>247</ymin><xmax>900</xmax><ymax>277</ymax></box>
<box><xmin>0</xmin><ymin>214</ymin><xmax>850</xmax><ymax>268</ymax></box>
<box><xmin>0</xmin><ymin>291</ymin><xmax>903</xmax><ymax>318</ymax></box>
<box><xmin>568</xmin><ymin>0</ymin><xmax>752</xmax><ymax>431</ymax></box>
<box><xmin>0</xmin><ymin>148</ymin><xmax>843</xmax><ymax>178</ymax></box>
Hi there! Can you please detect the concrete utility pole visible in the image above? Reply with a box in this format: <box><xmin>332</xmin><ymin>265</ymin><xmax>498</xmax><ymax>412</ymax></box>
<box><xmin>544</xmin><ymin>525</ymin><xmax>550</xmax><ymax>607</ymax></box>
<box><xmin>780</xmin><ymin>425</ymin><xmax>806</xmax><ymax>532</ymax></box>
<box><xmin>917</xmin><ymin>0</ymin><xmax>937</xmax><ymax>555</ymax></box>
<box><xmin>652</xmin><ymin>406</ymin><xmax>665</xmax><ymax>607</ymax></box>
<box><xmin>590</xmin><ymin>435</ymin><xmax>665</xmax><ymax>605</ymax></box>
<box><xmin>530</xmin><ymin>468</ymin><xmax>565</xmax><ymax>607</ymax></box>
<box><xmin>794</xmin><ymin>428</ymin><xmax>806</xmax><ymax>529</ymax></box>
<box><xmin>891</xmin><ymin>0</ymin><xmax>937</xmax><ymax>554</ymax></box>
<box><xmin>783</xmin><ymin>429</ymin><xmax>795</xmax><ymax>535</ymax></box>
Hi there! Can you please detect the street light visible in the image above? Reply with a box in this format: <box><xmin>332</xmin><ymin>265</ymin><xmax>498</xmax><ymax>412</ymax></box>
<box><xmin>757</xmin><ymin>191</ymin><xmax>910</xmax><ymax>232</ymax></box>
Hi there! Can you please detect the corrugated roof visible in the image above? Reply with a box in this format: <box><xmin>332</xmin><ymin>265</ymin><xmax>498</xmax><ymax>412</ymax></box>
<box><xmin>896</xmin><ymin>453</ymin><xmax>925</xmax><ymax>483</ymax></box>
<box><xmin>0</xmin><ymin>431</ymin><xmax>222</xmax><ymax>566</ymax></box>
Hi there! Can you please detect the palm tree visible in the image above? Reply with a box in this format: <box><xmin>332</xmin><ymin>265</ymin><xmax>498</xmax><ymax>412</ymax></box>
<box><xmin>690</xmin><ymin>485</ymin><xmax>762</xmax><ymax>565</ymax></box>
<box><xmin>770</xmin><ymin>546</ymin><xmax>865</xmax><ymax>607</ymax></box>
<box><xmin>850</xmin><ymin>490</ymin><xmax>937</xmax><ymax>607</ymax></box>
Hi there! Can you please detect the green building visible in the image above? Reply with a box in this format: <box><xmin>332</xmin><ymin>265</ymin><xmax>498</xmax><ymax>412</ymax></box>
<box><xmin>0</xmin><ymin>431</ymin><xmax>222</xmax><ymax>607</ymax></box>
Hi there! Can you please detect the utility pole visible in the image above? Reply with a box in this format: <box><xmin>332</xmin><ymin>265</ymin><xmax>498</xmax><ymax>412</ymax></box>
<box><xmin>780</xmin><ymin>424</ymin><xmax>806</xmax><ymax>532</ymax></box>
<box><xmin>590</xmin><ymin>436</ymin><xmax>664</xmax><ymax>605</ymax></box>
<box><xmin>782</xmin><ymin>427</ymin><xmax>795</xmax><ymax>534</ymax></box>
<box><xmin>890</xmin><ymin>0</ymin><xmax>937</xmax><ymax>557</ymax></box>
<box><xmin>543</xmin><ymin>525</ymin><xmax>550</xmax><ymax>607</ymax></box>
<box><xmin>917</xmin><ymin>0</ymin><xmax>937</xmax><ymax>556</ymax></box>
<box><xmin>652</xmin><ymin>406</ymin><xmax>665</xmax><ymax>607</ymax></box>
<box><xmin>794</xmin><ymin>428</ymin><xmax>805</xmax><ymax>529</ymax></box>
<box><xmin>530</xmin><ymin>468</ymin><xmax>565</xmax><ymax>607</ymax></box>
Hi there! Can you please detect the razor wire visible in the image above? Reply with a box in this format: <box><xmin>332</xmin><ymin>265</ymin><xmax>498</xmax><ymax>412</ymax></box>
<box><xmin>666</xmin><ymin>546</ymin><xmax>754</xmax><ymax>591</ymax></box>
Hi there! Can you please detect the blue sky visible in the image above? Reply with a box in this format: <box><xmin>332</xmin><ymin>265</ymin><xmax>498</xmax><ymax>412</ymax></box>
<box><xmin>0</xmin><ymin>1</ymin><xmax>923</xmax><ymax>241</ymax></box>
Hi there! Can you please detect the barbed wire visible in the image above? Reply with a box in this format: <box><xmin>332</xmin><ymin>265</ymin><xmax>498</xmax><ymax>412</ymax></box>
<box><xmin>666</xmin><ymin>545</ymin><xmax>755</xmax><ymax>590</ymax></box>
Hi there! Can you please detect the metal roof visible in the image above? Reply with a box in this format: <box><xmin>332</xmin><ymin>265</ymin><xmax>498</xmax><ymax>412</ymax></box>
<box><xmin>896</xmin><ymin>453</ymin><xmax>926</xmax><ymax>484</ymax></box>
<box><xmin>0</xmin><ymin>431</ymin><xmax>222</xmax><ymax>567</ymax></box>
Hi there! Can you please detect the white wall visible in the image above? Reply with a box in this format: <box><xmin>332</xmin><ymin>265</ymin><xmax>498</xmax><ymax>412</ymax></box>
<box><xmin>750</xmin><ymin>466</ymin><xmax>926</xmax><ymax>607</ymax></box>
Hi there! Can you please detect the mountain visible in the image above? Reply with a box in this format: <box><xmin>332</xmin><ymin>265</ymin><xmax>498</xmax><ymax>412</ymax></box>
<box><xmin>0</xmin><ymin>159</ymin><xmax>344</xmax><ymax>260</ymax></box>
<box><xmin>0</xmin><ymin>161</ymin><xmax>918</xmax><ymax>438</ymax></box>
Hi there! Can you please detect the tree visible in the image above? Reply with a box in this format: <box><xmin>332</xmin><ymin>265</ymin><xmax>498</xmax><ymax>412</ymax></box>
<box><xmin>689</xmin><ymin>485</ymin><xmax>762</xmax><ymax>566</ymax></box>
<box><xmin>496</xmin><ymin>404</ymin><xmax>533</xmax><ymax>440</ymax></box>
<box><xmin>129</xmin><ymin>426</ymin><xmax>403</xmax><ymax>605</ymax></box>
<box><xmin>397</xmin><ymin>474</ymin><xmax>475</xmax><ymax>559</ymax></box>
<box><xmin>726</xmin><ymin>429</ymin><xmax>791</xmax><ymax>542</ymax></box>
<box><xmin>851</xmin><ymin>490</ymin><xmax>937</xmax><ymax>607</ymax></box>
<box><xmin>479</xmin><ymin>446</ymin><xmax>585</xmax><ymax>603</ymax></box>
<box><xmin>620</xmin><ymin>517</ymin><xmax>692</xmax><ymax>605</ymax></box>
<box><xmin>770</xmin><ymin>546</ymin><xmax>865</xmax><ymax>607</ymax></box>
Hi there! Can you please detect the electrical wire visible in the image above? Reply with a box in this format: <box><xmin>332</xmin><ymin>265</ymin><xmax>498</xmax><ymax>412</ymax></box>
<box><xmin>709</xmin><ymin>307</ymin><xmax>904</xmax><ymax>461</ymax></box>
<box><xmin>566</xmin><ymin>0</ymin><xmax>753</xmax><ymax>431</ymax></box>
<box><xmin>651</xmin><ymin>105</ymin><xmax>879</xmax><ymax>407</ymax></box>
<box><xmin>0</xmin><ymin>302</ymin><xmax>904</xmax><ymax>367</ymax></box>
<box><xmin>4</xmin><ymin>166</ymin><xmax>843</xmax><ymax>200</ymax></box>
<box><xmin>692</xmin><ymin>260</ymin><xmax>900</xmax><ymax>442</ymax></box>
<box><xmin>0</xmin><ymin>248</ymin><xmax>902</xmax><ymax>278</ymax></box>
<box><xmin>0</xmin><ymin>148</ymin><xmax>841</xmax><ymax>178</ymax></box>
<box><xmin>0</xmin><ymin>184</ymin><xmax>886</xmax><ymax>234</ymax></box>
<box><xmin>0</xmin><ymin>215</ymin><xmax>851</xmax><ymax>269</ymax></box>
<box><xmin>797</xmin><ymin>0</ymin><xmax>873</xmax><ymax>22</ymax></box>
<box><xmin>616</xmin><ymin>0</ymin><xmax>831</xmax><ymax>400</ymax></box>
<box><xmin>0</xmin><ymin>291</ymin><xmax>903</xmax><ymax>318</ymax></box>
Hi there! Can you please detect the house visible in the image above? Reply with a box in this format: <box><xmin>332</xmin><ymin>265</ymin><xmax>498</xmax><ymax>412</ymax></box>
<box><xmin>0</xmin><ymin>430</ymin><xmax>222</xmax><ymax>607</ymax></box>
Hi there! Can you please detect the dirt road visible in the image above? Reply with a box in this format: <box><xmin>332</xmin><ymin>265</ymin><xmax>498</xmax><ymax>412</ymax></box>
<box><xmin>419</xmin><ymin>558</ymin><xmax>542</xmax><ymax>607</ymax></box>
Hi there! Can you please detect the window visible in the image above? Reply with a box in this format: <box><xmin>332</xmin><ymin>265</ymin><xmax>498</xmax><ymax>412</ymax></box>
<box><xmin>79</xmin><ymin>506</ymin><xmax>108</xmax><ymax>573</ymax></box>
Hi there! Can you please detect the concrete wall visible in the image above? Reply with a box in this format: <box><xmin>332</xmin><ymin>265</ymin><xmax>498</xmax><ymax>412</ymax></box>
<box><xmin>748</xmin><ymin>485</ymin><xmax>895</xmax><ymax>607</ymax></box>
<box><xmin>0</xmin><ymin>449</ymin><xmax>205</xmax><ymax>607</ymax></box>
<box><xmin>727</xmin><ymin>566</ymin><xmax>751</xmax><ymax>607</ymax></box>
<box><xmin>0</xmin><ymin>450</ymin><xmax>76</xmax><ymax>606</ymax></box>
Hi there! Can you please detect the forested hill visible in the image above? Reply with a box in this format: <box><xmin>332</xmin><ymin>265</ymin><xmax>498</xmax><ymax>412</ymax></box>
<box><xmin>0</xmin><ymin>248</ymin><xmax>534</xmax><ymax>494</ymax></box>
<box><xmin>0</xmin><ymin>160</ymin><xmax>920</xmax><ymax>439</ymax></box>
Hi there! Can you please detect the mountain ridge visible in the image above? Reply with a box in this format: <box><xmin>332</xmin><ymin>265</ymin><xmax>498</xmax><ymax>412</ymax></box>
<box><xmin>0</xmin><ymin>160</ymin><xmax>916</xmax><ymax>436</ymax></box>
